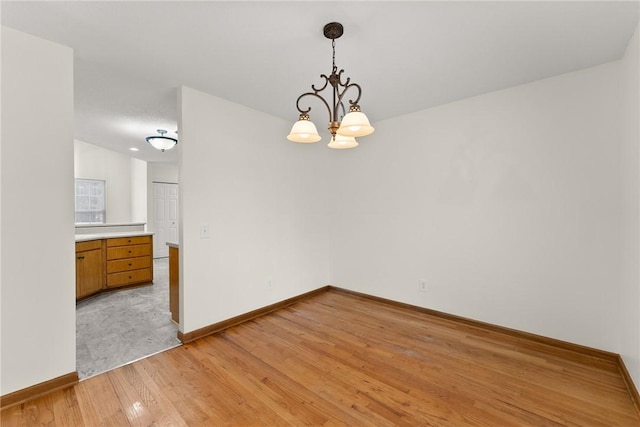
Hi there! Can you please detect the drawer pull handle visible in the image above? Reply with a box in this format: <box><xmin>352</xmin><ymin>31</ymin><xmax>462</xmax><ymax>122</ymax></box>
<box><xmin>128</xmin><ymin>240</ymin><xmax>131</xmax><ymax>243</ymax></box>
<box><xmin>128</xmin><ymin>263</ymin><xmax>132</xmax><ymax>266</ymax></box>
<box><xmin>128</xmin><ymin>250</ymin><xmax>132</xmax><ymax>253</ymax></box>
<box><xmin>77</xmin><ymin>256</ymin><xmax>85</xmax><ymax>260</ymax></box>
<box><xmin>128</xmin><ymin>276</ymin><xmax>132</xmax><ymax>279</ymax></box>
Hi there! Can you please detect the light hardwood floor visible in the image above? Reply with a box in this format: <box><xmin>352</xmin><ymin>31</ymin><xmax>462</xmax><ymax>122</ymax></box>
<box><xmin>2</xmin><ymin>290</ymin><xmax>639</xmax><ymax>426</ymax></box>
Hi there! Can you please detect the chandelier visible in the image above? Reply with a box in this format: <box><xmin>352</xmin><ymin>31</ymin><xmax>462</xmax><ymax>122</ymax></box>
<box><xmin>287</xmin><ymin>22</ymin><xmax>374</xmax><ymax>149</ymax></box>
<box><xmin>146</xmin><ymin>129</ymin><xmax>178</xmax><ymax>152</ymax></box>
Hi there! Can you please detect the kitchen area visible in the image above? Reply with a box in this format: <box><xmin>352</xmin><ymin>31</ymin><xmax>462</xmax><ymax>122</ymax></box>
<box><xmin>74</xmin><ymin>140</ymin><xmax>180</xmax><ymax>378</ymax></box>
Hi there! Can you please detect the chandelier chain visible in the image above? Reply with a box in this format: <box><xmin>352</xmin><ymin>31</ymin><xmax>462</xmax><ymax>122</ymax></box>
<box><xmin>332</xmin><ymin>38</ymin><xmax>336</xmax><ymax>72</ymax></box>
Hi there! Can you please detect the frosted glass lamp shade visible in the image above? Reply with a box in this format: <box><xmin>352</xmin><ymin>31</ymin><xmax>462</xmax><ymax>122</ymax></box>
<box><xmin>145</xmin><ymin>129</ymin><xmax>178</xmax><ymax>152</ymax></box>
<box><xmin>337</xmin><ymin>111</ymin><xmax>374</xmax><ymax>137</ymax></box>
<box><xmin>287</xmin><ymin>118</ymin><xmax>322</xmax><ymax>143</ymax></box>
<box><xmin>147</xmin><ymin>137</ymin><xmax>177</xmax><ymax>151</ymax></box>
<box><xmin>328</xmin><ymin>134</ymin><xmax>358</xmax><ymax>149</ymax></box>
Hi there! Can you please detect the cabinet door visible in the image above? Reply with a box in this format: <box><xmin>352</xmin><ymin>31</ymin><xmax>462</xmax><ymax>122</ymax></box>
<box><xmin>76</xmin><ymin>248</ymin><xmax>103</xmax><ymax>299</ymax></box>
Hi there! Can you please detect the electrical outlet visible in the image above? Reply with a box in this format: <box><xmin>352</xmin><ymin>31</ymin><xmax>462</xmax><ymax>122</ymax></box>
<box><xmin>267</xmin><ymin>279</ymin><xmax>272</xmax><ymax>289</ymax></box>
<box><xmin>200</xmin><ymin>223</ymin><xmax>210</xmax><ymax>239</ymax></box>
<box><xmin>418</xmin><ymin>280</ymin><xmax>428</xmax><ymax>292</ymax></box>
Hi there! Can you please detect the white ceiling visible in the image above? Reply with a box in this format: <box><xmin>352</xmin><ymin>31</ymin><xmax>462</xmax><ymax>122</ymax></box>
<box><xmin>2</xmin><ymin>1</ymin><xmax>638</xmax><ymax>163</ymax></box>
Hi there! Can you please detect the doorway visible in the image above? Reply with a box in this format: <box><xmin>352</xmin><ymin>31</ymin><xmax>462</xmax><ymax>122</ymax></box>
<box><xmin>76</xmin><ymin>258</ymin><xmax>181</xmax><ymax>378</ymax></box>
<box><xmin>153</xmin><ymin>182</ymin><xmax>179</xmax><ymax>258</ymax></box>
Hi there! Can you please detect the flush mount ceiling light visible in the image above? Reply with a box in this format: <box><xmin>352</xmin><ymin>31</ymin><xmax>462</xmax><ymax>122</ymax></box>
<box><xmin>287</xmin><ymin>22</ymin><xmax>374</xmax><ymax>149</ymax></box>
<box><xmin>145</xmin><ymin>129</ymin><xmax>177</xmax><ymax>152</ymax></box>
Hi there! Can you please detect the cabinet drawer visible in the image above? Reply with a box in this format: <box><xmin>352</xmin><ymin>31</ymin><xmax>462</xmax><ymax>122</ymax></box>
<box><xmin>107</xmin><ymin>256</ymin><xmax>152</xmax><ymax>273</ymax></box>
<box><xmin>106</xmin><ymin>236</ymin><xmax>152</xmax><ymax>247</ymax></box>
<box><xmin>76</xmin><ymin>240</ymin><xmax>102</xmax><ymax>252</ymax></box>
<box><xmin>107</xmin><ymin>244</ymin><xmax>151</xmax><ymax>260</ymax></box>
<box><xmin>107</xmin><ymin>268</ymin><xmax>152</xmax><ymax>287</ymax></box>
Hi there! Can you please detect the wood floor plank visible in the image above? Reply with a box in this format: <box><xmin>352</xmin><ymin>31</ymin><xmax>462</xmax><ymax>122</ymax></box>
<box><xmin>145</xmin><ymin>343</ymin><xmax>272</xmax><ymax>426</ymax></box>
<box><xmin>106</xmin><ymin>364</ymin><xmax>188</xmax><ymax>426</ymax></box>
<box><xmin>273</xmin><ymin>298</ymin><xmax>562</xmax><ymax>425</ymax></box>
<box><xmin>2</xmin><ymin>289</ymin><xmax>639</xmax><ymax>426</ymax></box>
<box><xmin>138</xmin><ymin>350</ymin><xmax>225</xmax><ymax>425</ymax></box>
<box><xmin>75</xmin><ymin>371</ymin><xmax>131</xmax><ymax>426</ymax></box>
<box><xmin>264</xmin><ymin>311</ymin><xmax>528</xmax><ymax>425</ymax></box>
<box><xmin>222</xmin><ymin>324</ymin><xmax>410</xmax><ymax>426</ymax></box>
<box><xmin>190</xmin><ymin>335</ymin><xmax>346</xmax><ymax>425</ymax></box>
<box><xmin>50</xmin><ymin>387</ymin><xmax>83</xmax><ymax>427</ymax></box>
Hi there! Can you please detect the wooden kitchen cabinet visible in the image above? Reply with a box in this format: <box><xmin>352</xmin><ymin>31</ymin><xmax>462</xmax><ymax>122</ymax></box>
<box><xmin>168</xmin><ymin>245</ymin><xmax>179</xmax><ymax>323</ymax></box>
<box><xmin>76</xmin><ymin>240</ymin><xmax>104</xmax><ymax>300</ymax></box>
<box><xmin>76</xmin><ymin>234</ymin><xmax>154</xmax><ymax>300</ymax></box>
<box><xmin>105</xmin><ymin>235</ymin><xmax>153</xmax><ymax>288</ymax></box>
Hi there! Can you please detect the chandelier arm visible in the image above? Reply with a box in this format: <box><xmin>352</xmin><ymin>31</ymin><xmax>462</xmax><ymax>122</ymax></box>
<box><xmin>335</xmin><ymin>82</ymin><xmax>363</xmax><ymax>113</ymax></box>
<box><xmin>295</xmin><ymin>91</ymin><xmax>332</xmax><ymax>118</ymax></box>
<box><xmin>334</xmin><ymin>69</ymin><xmax>350</xmax><ymax>88</ymax></box>
<box><xmin>339</xmin><ymin>101</ymin><xmax>347</xmax><ymax>118</ymax></box>
<box><xmin>311</xmin><ymin>74</ymin><xmax>330</xmax><ymax>93</ymax></box>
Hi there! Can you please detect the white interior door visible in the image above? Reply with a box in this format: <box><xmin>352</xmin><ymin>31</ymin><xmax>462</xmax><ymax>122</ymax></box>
<box><xmin>153</xmin><ymin>182</ymin><xmax>179</xmax><ymax>258</ymax></box>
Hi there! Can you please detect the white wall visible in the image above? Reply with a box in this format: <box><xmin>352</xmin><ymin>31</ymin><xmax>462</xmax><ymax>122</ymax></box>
<box><xmin>131</xmin><ymin>157</ymin><xmax>148</xmax><ymax>223</ymax></box>
<box><xmin>620</xmin><ymin>24</ymin><xmax>640</xmax><ymax>388</ymax></box>
<box><xmin>149</xmin><ymin>162</ymin><xmax>178</xmax><ymax>184</ymax></box>
<box><xmin>330</xmin><ymin>61</ymin><xmax>624</xmax><ymax>354</ymax></box>
<box><xmin>1</xmin><ymin>27</ymin><xmax>75</xmax><ymax>395</ymax></box>
<box><xmin>74</xmin><ymin>139</ymin><xmax>142</xmax><ymax>224</ymax></box>
<box><xmin>178</xmin><ymin>86</ymin><xmax>330</xmax><ymax>333</ymax></box>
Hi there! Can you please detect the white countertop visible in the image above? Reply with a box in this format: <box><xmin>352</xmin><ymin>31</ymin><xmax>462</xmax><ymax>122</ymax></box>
<box><xmin>166</xmin><ymin>242</ymin><xmax>179</xmax><ymax>248</ymax></box>
<box><xmin>75</xmin><ymin>222</ymin><xmax>146</xmax><ymax>228</ymax></box>
<box><xmin>75</xmin><ymin>231</ymin><xmax>154</xmax><ymax>242</ymax></box>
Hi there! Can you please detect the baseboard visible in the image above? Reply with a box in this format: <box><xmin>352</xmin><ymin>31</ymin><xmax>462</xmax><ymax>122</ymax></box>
<box><xmin>0</xmin><ymin>371</ymin><xmax>79</xmax><ymax>411</ymax></box>
<box><xmin>177</xmin><ymin>286</ymin><xmax>330</xmax><ymax>344</ymax></box>
<box><xmin>328</xmin><ymin>286</ymin><xmax>640</xmax><ymax>415</ymax></box>
<box><xmin>617</xmin><ymin>354</ymin><xmax>640</xmax><ymax>415</ymax></box>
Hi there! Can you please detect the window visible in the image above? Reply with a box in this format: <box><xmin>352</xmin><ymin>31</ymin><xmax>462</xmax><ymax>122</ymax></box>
<box><xmin>75</xmin><ymin>179</ymin><xmax>106</xmax><ymax>224</ymax></box>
